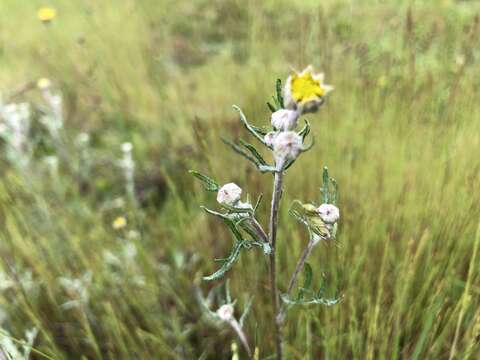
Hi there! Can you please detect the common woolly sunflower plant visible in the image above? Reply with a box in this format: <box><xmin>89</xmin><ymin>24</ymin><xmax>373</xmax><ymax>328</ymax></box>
<box><xmin>190</xmin><ymin>66</ymin><xmax>341</xmax><ymax>359</ymax></box>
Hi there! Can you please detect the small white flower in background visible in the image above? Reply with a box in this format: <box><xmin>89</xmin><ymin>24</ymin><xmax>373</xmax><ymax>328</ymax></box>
<box><xmin>122</xmin><ymin>242</ymin><xmax>137</xmax><ymax>260</ymax></box>
<box><xmin>0</xmin><ymin>326</ymin><xmax>38</xmax><ymax>360</ymax></box>
<box><xmin>316</xmin><ymin>203</ymin><xmax>340</xmax><ymax>224</ymax></box>
<box><xmin>58</xmin><ymin>271</ymin><xmax>92</xmax><ymax>310</ymax></box>
<box><xmin>76</xmin><ymin>132</ymin><xmax>90</xmax><ymax>146</ymax></box>
<box><xmin>216</xmin><ymin>303</ymin><xmax>234</xmax><ymax>321</ymax></box>
<box><xmin>217</xmin><ymin>183</ymin><xmax>242</xmax><ymax>206</ymax></box>
<box><xmin>127</xmin><ymin>229</ymin><xmax>140</xmax><ymax>240</ymax></box>
<box><xmin>43</xmin><ymin>156</ymin><xmax>59</xmax><ymax>183</ymax></box>
<box><xmin>44</xmin><ymin>155</ymin><xmax>58</xmax><ymax>171</ymax></box>
<box><xmin>271</xmin><ymin>109</ymin><xmax>299</xmax><ymax>131</ymax></box>
<box><xmin>119</xmin><ymin>142</ymin><xmax>136</xmax><ymax>204</ymax></box>
<box><xmin>264</xmin><ymin>131</ymin><xmax>277</xmax><ymax>147</ymax></box>
<box><xmin>0</xmin><ymin>271</ymin><xmax>15</xmax><ymax>291</ymax></box>
<box><xmin>121</xmin><ymin>142</ymin><xmax>133</xmax><ymax>153</ymax></box>
<box><xmin>38</xmin><ymin>80</ymin><xmax>63</xmax><ymax>135</ymax></box>
<box><xmin>0</xmin><ymin>102</ymin><xmax>31</xmax><ymax>166</ymax></box>
<box><xmin>272</xmin><ymin>131</ymin><xmax>303</xmax><ymax>165</ymax></box>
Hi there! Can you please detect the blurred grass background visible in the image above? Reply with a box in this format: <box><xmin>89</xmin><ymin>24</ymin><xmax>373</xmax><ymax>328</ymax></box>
<box><xmin>1</xmin><ymin>0</ymin><xmax>480</xmax><ymax>358</ymax></box>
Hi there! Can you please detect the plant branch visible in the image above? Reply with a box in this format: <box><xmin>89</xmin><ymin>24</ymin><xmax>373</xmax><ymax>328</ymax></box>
<box><xmin>268</xmin><ymin>170</ymin><xmax>284</xmax><ymax>360</ymax></box>
<box><xmin>279</xmin><ymin>237</ymin><xmax>320</xmax><ymax>321</ymax></box>
<box><xmin>251</xmin><ymin>218</ymin><xmax>268</xmax><ymax>243</ymax></box>
<box><xmin>228</xmin><ymin>318</ymin><xmax>252</xmax><ymax>358</ymax></box>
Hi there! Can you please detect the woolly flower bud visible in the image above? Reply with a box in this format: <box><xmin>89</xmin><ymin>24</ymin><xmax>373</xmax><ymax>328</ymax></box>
<box><xmin>271</xmin><ymin>109</ymin><xmax>299</xmax><ymax>131</ymax></box>
<box><xmin>217</xmin><ymin>183</ymin><xmax>242</xmax><ymax>206</ymax></box>
<box><xmin>272</xmin><ymin>131</ymin><xmax>303</xmax><ymax>164</ymax></box>
<box><xmin>264</xmin><ymin>131</ymin><xmax>277</xmax><ymax>147</ymax></box>
<box><xmin>216</xmin><ymin>304</ymin><xmax>234</xmax><ymax>321</ymax></box>
<box><xmin>316</xmin><ymin>203</ymin><xmax>340</xmax><ymax>224</ymax></box>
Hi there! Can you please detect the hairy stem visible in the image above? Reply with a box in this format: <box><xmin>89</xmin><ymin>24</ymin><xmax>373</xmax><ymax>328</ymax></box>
<box><xmin>268</xmin><ymin>171</ymin><xmax>284</xmax><ymax>360</ymax></box>
<box><xmin>286</xmin><ymin>239</ymin><xmax>317</xmax><ymax>296</ymax></box>
<box><xmin>279</xmin><ymin>238</ymin><xmax>320</xmax><ymax>321</ymax></box>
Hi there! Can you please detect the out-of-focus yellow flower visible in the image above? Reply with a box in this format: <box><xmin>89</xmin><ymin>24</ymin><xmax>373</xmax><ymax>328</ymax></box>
<box><xmin>37</xmin><ymin>7</ymin><xmax>57</xmax><ymax>23</ymax></box>
<box><xmin>231</xmin><ymin>342</ymin><xmax>239</xmax><ymax>360</ymax></box>
<box><xmin>37</xmin><ymin>78</ymin><xmax>52</xmax><ymax>90</ymax></box>
<box><xmin>284</xmin><ymin>65</ymin><xmax>333</xmax><ymax>113</ymax></box>
<box><xmin>112</xmin><ymin>216</ymin><xmax>127</xmax><ymax>230</ymax></box>
<box><xmin>377</xmin><ymin>75</ymin><xmax>388</xmax><ymax>88</ymax></box>
<box><xmin>253</xmin><ymin>347</ymin><xmax>259</xmax><ymax>360</ymax></box>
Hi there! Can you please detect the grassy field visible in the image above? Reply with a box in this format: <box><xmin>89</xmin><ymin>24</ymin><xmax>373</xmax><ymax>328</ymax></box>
<box><xmin>1</xmin><ymin>0</ymin><xmax>480</xmax><ymax>358</ymax></box>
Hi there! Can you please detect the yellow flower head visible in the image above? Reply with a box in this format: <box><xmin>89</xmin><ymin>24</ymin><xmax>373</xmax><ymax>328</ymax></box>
<box><xmin>284</xmin><ymin>65</ymin><xmax>333</xmax><ymax>114</ymax></box>
<box><xmin>37</xmin><ymin>7</ymin><xmax>57</xmax><ymax>23</ymax></box>
<box><xmin>37</xmin><ymin>78</ymin><xmax>52</xmax><ymax>90</ymax></box>
<box><xmin>112</xmin><ymin>216</ymin><xmax>127</xmax><ymax>230</ymax></box>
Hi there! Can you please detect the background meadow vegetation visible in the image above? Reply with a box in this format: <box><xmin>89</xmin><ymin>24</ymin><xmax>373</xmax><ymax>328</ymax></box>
<box><xmin>1</xmin><ymin>0</ymin><xmax>480</xmax><ymax>358</ymax></box>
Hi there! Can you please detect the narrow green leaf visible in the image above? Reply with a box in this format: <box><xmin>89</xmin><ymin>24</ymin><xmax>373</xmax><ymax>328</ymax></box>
<box><xmin>276</xmin><ymin>78</ymin><xmax>284</xmax><ymax>108</ymax></box>
<box><xmin>321</xmin><ymin>167</ymin><xmax>330</xmax><ymax>203</ymax></box>
<box><xmin>331</xmin><ymin>178</ymin><xmax>338</xmax><ymax>205</ymax></box>
<box><xmin>203</xmin><ymin>241</ymin><xmax>244</xmax><ymax>281</ymax></box>
<box><xmin>189</xmin><ymin>170</ymin><xmax>220</xmax><ymax>192</ymax></box>
<box><xmin>266</xmin><ymin>101</ymin><xmax>277</xmax><ymax>113</ymax></box>
<box><xmin>232</xmin><ymin>105</ymin><xmax>267</xmax><ymax>145</ymax></box>
<box><xmin>254</xmin><ymin>194</ymin><xmax>263</xmax><ymax>213</ymax></box>
<box><xmin>239</xmin><ymin>139</ymin><xmax>267</xmax><ymax>165</ymax></box>
<box><xmin>298</xmin><ymin>120</ymin><xmax>311</xmax><ymax>140</ymax></box>
<box><xmin>239</xmin><ymin>297</ymin><xmax>253</xmax><ymax>328</ymax></box>
<box><xmin>221</xmin><ymin>138</ymin><xmax>259</xmax><ymax>167</ymax></box>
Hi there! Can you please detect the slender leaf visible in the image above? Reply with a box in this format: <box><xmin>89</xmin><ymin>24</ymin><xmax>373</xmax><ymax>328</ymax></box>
<box><xmin>266</xmin><ymin>101</ymin><xmax>277</xmax><ymax>113</ymax></box>
<box><xmin>276</xmin><ymin>78</ymin><xmax>284</xmax><ymax>108</ymax></box>
<box><xmin>221</xmin><ymin>138</ymin><xmax>259</xmax><ymax>167</ymax></box>
<box><xmin>203</xmin><ymin>241</ymin><xmax>244</xmax><ymax>281</ymax></box>
<box><xmin>232</xmin><ymin>105</ymin><xmax>267</xmax><ymax>146</ymax></box>
<box><xmin>189</xmin><ymin>170</ymin><xmax>219</xmax><ymax>192</ymax></box>
<box><xmin>239</xmin><ymin>139</ymin><xmax>267</xmax><ymax>166</ymax></box>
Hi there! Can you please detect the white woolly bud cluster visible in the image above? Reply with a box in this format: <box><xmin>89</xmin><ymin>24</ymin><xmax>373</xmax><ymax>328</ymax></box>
<box><xmin>217</xmin><ymin>183</ymin><xmax>242</xmax><ymax>206</ymax></box>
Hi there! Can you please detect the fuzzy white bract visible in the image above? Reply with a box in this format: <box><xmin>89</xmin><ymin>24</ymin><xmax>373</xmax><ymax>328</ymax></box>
<box><xmin>217</xmin><ymin>183</ymin><xmax>242</xmax><ymax>206</ymax></box>
<box><xmin>264</xmin><ymin>131</ymin><xmax>277</xmax><ymax>147</ymax></box>
<box><xmin>316</xmin><ymin>203</ymin><xmax>340</xmax><ymax>224</ymax></box>
<box><xmin>272</xmin><ymin>131</ymin><xmax>303</xmax><ymax>164</ymax></box>
<box><xmin>271</xmin><ymin>109</ymin><xmax>299</xmax><ymax>131</ymax></box>
<box><xmin>216</xmin><ymin>304</ymin><xmax>234</xmax><ymax>321</ymax></box>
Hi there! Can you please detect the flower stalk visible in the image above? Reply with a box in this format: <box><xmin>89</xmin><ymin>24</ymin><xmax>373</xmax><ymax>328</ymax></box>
<box><xmin>268</xmin><ymin>170</ymin><xmax>285</xmax><ymax>359</ymax></box>
<box><xmin>191</xmin><ymin>66</ymin><xmax>340</xmax><ymax>359</ymax></box>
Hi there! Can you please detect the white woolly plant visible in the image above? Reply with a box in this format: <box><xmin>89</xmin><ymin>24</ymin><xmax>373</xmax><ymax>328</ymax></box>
<box><xmin>118</xmin><ymin>142</ymin><xmax>137</xmax><ymax>205</ymax></box>
<box><xmin>190</xmin><ymin>66</ymin><xmax>342</xmax><ymax>359</ymax></box>
<box><xmin>38</xmin><ymin>78</ymin><xmax>64</xmax><ymax>142</ymax></box>
<box><xmin>0</xmin><ymin>102</ymin><xmax>32</xmax><ymax>168</ymax></box>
